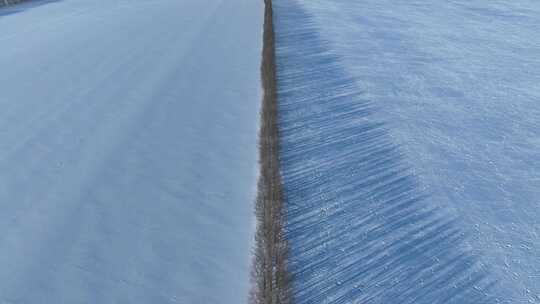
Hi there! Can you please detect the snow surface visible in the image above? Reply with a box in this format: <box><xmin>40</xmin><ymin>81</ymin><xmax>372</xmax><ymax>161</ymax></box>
<box><xmin>274</xmin><ymin>0</ymin><xmax>540</xmax><ymax>303</ymax></box>
<box><xmin>0</xmin><ymin>0</ymin><xmax>262</xmax><ymax>303</ymax></box>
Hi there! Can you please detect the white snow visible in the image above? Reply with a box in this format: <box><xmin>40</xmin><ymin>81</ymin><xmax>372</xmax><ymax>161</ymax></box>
<box><xmin>0</xmin><ymin>0</ymin><xmax>262</xmax><ymax>303</ymax></box>
<box><xmin>274</xmin><ymin>0</ymin><xmax>540</xmax><ymax>303</ymax></box>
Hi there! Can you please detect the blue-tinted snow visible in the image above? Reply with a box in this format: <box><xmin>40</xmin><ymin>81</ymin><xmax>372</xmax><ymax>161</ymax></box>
<box><xmin>274</xmin><ymin>0</ymin><xmax>540</xmax><ymax>303</ymax></box>
<box><xmin>0</xmin><ymin>0</ymin><xmax>262</xmax><ymax>303</ymax></box>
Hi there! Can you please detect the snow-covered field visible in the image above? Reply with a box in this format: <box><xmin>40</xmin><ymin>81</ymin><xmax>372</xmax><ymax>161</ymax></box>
<box><xmin>274</xmin><ymin>0</ymin><xmax>540</xmax><ymax>303</ymax></box>
<box><xmin>0</xmin><ymin>0</ymin><xmax>262</xmax><ymax>303</ymax></box>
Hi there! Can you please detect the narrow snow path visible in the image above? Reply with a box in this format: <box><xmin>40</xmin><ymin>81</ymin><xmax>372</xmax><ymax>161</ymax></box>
<box><xmin>0</xmin><ymin>1</ymin><xmax>262</xmax><ymax>303</ymax></box>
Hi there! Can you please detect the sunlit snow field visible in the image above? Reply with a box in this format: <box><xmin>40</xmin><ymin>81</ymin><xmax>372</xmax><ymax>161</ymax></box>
<box><xmin>0</xmin><ymin>0</ymin><xmax>262</xmax><ymax>303</ymax></box>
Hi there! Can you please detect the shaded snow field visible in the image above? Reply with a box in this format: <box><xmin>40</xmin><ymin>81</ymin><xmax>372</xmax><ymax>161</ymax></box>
<box><xmin>274</xmin><ymin>0</ymin><xmax>540</xmax><ymax>303</ymax></box>
<box><xmin>0</xmin><ymin>0</ymin><xmax>262</xmax><ymax>303</ymax></box>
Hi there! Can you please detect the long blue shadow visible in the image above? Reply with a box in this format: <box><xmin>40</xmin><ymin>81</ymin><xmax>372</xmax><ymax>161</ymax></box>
<box><xmin>273</xmin><ymin>1</ymin><xmax>506</xmax><ymax>303</ymax></box>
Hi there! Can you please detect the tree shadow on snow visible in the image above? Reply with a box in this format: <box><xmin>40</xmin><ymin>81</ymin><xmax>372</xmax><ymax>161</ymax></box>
<box><xmin>273</xmin><ymin>2</ymin><xmax>509</xmax><ymax>303</ymax></box>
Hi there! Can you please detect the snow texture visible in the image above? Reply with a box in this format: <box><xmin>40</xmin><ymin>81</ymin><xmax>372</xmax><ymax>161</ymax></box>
<box><xmin>0</xmin><ymin>0</ymin><xmax>262</xmax><ymax>303</ymax></box>
<box><xmin>274</xmin><ymin>0</ymin><xmax>540</xmax><ymax>303</ymax></box>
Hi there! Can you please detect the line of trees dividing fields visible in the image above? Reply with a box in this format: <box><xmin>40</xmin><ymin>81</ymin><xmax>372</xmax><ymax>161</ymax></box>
<box><xmin>250</xmin><ymin>1</ymin><xmax>292</xmax><ymax>304</ymax></box>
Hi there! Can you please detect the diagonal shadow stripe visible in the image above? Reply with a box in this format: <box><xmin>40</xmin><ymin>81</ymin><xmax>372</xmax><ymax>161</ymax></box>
<box><xmin>273</xmin><ymin>1</ymin><xmax>505</xmax><ymax>303</ymax></box>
